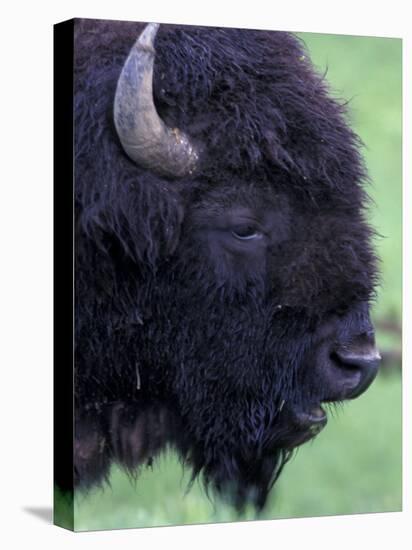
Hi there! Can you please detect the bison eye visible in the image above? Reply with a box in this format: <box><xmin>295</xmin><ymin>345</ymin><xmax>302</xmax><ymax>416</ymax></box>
<box><xmin>231</xmin><ymin>225</ymin><xmax>263</xmax><ymax>241</ymax></box>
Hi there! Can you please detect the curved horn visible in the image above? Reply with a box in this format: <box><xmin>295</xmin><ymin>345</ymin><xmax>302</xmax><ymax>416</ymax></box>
<box><xmin>114</xmin><ymin>23</ymin><xmax>199</xmax><ymax>178</ymax></box>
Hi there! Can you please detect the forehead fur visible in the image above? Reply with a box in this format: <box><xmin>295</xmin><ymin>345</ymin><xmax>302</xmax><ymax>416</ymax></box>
<box><xmin>75</xmin><ymin>19</ymin><xmax>366</xmax><ymax>197</ymax></box>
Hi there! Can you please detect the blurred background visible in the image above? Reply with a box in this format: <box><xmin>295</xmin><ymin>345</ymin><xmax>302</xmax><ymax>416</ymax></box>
<box><xmin>73</xmin><ymin>31</ymin><xmax>402</xmax><ymax>531</ymax></box>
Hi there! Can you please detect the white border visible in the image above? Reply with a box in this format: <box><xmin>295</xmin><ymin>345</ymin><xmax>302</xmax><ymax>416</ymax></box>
<box><xmin>0</xmin><ymin>0</ymin><xmax>409</xmax><ymax>548</ymax></box>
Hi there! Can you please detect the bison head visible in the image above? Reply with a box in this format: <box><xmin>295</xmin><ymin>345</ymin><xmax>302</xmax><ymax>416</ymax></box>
<box><xmin>73</xmin><ymin>20</ymin><xmax>380</xmax><ymax>511</ymax></box>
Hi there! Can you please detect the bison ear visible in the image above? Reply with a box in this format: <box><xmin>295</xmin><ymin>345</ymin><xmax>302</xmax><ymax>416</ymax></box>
<box><xmin>79</xmin><ymin>170</ymin><xmax>184</xmax><ymax>269</ymax></box>
<box><xmin>107</xmin><ymin>179</ymin><xmax>184</xmax><ymax>268</ymax></box>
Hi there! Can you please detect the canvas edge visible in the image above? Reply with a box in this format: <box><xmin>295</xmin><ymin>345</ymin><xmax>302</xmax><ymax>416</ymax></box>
<box><xmin>53</xmin><ymin>18</ymin><xmax>75</xmax><ymax>532</ymax></box>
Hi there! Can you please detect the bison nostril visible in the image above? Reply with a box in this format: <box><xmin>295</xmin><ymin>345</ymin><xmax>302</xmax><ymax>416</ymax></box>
<box><xmin>331</xmin><ymin>346</ymin><xmax>381</xmax><ymax>399</ymax></box>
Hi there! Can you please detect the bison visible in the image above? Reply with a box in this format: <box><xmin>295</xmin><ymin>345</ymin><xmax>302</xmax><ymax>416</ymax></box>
<box><xmin>69</xmin><ymin>18</ymin><xmax>380</xmax><ymax>511</ymax></box>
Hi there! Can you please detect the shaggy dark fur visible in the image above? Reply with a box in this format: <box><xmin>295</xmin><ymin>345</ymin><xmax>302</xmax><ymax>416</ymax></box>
<box><xmin>71</xmin><ymin>18</ymin><xmax>378</xmax><ymax>510</ymax></box>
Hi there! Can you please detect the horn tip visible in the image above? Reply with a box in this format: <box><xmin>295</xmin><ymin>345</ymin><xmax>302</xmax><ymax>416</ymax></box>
<box><xmin>138</xmin><ymin>22</ymin><xmax>160</xmax><ymax>49</ymax></box>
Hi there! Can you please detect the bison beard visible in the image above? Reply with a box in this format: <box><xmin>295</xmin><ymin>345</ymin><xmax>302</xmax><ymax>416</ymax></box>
<box><xmin>70</xmin><ymin>19</ymin><xmax>380</xmax><ymax>511</ymax></box>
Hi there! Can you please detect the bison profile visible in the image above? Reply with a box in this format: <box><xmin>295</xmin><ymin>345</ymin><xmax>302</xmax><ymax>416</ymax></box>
<box><xmin>70</xmin><ymin>19</ymin><xmax>380</xmax><ymax>510</ymax></box>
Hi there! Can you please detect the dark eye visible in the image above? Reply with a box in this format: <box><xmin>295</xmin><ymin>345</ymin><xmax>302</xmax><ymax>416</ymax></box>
<box><xmin>231</xmin><ymin>225</ymin><xmax>263</xmax><ymax>241</ymax></box>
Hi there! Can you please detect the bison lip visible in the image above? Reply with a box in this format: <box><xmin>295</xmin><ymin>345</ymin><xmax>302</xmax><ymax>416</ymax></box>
<box><xmin>295</xmin><ymin>405</ymin><xmax>327</xmax><ymax>428</ymax></box>
<box><xmin>290</xmin><ymin>406</ymin><xmax>328</xmax><ymax>445</ymax></box>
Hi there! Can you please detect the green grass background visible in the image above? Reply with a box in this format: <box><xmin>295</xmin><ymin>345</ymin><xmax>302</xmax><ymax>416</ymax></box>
<box><xmin>72</xmin><ymin>32</ymin><xmax>402</xmax><ymax>531</ymax></box>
